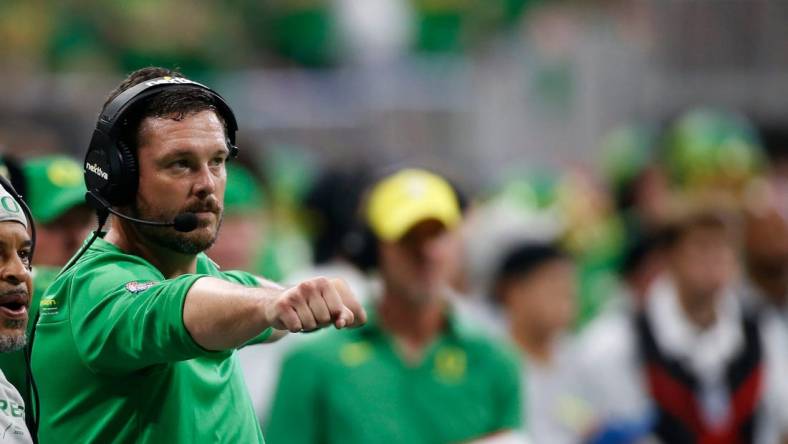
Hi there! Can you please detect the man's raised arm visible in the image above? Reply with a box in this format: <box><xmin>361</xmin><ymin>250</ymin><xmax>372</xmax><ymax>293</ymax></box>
<box><xmin>183</xmin><ymin>276</ymin><xmax>366</xmax><ymax>351</ymax></box>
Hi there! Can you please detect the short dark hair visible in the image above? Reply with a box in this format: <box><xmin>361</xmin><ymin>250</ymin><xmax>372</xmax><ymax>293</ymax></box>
<box><xmin>662</xmin><ymin>210</ymin><xmax>734</xmax><ymax>248</ymax></box>
<box><xmin>103</xmin><ymin>67</ymin><xmax>226</xmax><ymax>151</ymax></box>
<box><xmin>491</xmin><ymin>241</ymin><xmax>570</xmax><ymax>304</ymax></box>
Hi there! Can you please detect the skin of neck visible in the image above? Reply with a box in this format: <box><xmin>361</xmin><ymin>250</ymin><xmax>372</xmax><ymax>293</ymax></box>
<box><xmin>104</xmin><ymin>216</ymin><xmax>198</xmax><ymax>278</ymax></box>
<box><xmin>510</xmin><ymin>322</ymin><xmax>555</xmax><ymax>365</ymax></box>
<box><xmin>675</xmin><ymin>280</ymin><xmax>718</xmax><ymax>330</ymax></box>
<box><xmin>378</xmin><ymin>284</ymin><xmax>446</xmax><ymax>353</ymax></box>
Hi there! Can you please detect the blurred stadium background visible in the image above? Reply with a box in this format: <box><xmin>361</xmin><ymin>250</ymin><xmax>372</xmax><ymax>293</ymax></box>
<box><xmin>3</xmin><ymin>0</ymin><xmax>787</xmax><ymax>185</ymax></box>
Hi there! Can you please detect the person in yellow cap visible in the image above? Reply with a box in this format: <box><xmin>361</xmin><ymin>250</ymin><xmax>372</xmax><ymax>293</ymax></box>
<box><xmin>267</xmin><ymin>168</ymin><xmax>524</xmax><ymax>444</ymax></box>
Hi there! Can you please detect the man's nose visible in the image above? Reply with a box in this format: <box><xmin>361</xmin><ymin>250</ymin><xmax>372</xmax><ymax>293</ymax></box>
<box><xmin>193</xmin><ymin>164</ymin><xmax>218</xmax><ymax>199</ymax></box>
<box><xmin>2</xmin><ymin>253</ymin><xmax>29</xmax><ymax>286</ymax></box>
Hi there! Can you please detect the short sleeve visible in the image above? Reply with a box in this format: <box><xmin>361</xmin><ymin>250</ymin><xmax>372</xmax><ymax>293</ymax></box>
<box><xmin>69</xmin><ymin>257</ymin><xmax>229</xmax><ymax>374</ymax></box>
<box><xmin>221</xmin><ymin>270</ymin><xmax>262</xmax><ymax>287</ymax></box>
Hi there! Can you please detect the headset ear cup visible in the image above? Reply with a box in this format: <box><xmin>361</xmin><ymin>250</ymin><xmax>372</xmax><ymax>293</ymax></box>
<box><xmin>102</xmin><ymin>140</ymin><xmax>139</xmax><ymax>206</ymax></box>
<box><xmin>228</xmin><ymin>141</ymin><xmax>239</xmax><ymax>159</ymax></box>
<box><xmin>114</xmin><ymin>140</ymin><xmax>138</xmax><ymax>206</ymax></box>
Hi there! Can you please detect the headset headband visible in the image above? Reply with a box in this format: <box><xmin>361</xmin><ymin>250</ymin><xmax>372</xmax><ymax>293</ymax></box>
<box><xmin>85</xmin><ymin>75</ymin><xmax>240</xmax><ymax>206</ymax></box>
<box><xmin>97</xmin><ymin>76</ymin><xmax>238</xmax><ymax>144</ymax></box>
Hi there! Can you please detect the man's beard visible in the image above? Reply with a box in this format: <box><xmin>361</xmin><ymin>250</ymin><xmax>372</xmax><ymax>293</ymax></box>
<box><xmin>0</xmin><ymin>319</ymin><xmax>26</xmax><ymax>353</ymax></box>
<box><xmin>131</xmin><ymin>203</ymin><xmax>223</xmax><ymax>255</ymax></box>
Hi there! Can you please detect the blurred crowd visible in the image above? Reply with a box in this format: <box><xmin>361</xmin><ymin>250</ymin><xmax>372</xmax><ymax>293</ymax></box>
<box><xmin>4</xmin><ymin>105</ymin><xmax>786</xmax><ymax>443</ymax></box>
<box><xmin>0</xmin><ymin>0</ymin><xmax>539</xmax><ymax>72</ymax></box>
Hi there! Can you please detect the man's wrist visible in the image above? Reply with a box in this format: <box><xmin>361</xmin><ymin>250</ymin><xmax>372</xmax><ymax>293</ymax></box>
<box><xmin>255</xmin><ymin>286</ymin><xmax>282</xmax><ymax>330</ymax></box>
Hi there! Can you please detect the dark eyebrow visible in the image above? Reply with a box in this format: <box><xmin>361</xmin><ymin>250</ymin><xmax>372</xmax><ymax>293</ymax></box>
<box><xmin>0</xmin><ymin>237</ymin><xmax>31</xmax><ymax>250</ymax></box>
<box><xmin>160</xmin><ymin>146</ymin><xmax>230</xmax><ymax>162</ymax></box>
<box><xmin>161</xmin><ymin>148</ymin><xmax>199</xmax><ymax>160</ymax></box>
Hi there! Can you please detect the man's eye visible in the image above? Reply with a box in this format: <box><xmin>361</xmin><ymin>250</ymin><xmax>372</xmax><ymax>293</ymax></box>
<box><xmin>170</xmin><ymin>160</ymin><xmax>189</xmax><ymax>169</ymax></box>
<box><xmin>210</xmin><ymin>156</ymin><xmax>226</xmax><ymax>167</ymax></box>
<box><xmin>18</xmin><ymin>249</ymin><xmax>31</xmax><ymax>265</ymax></box>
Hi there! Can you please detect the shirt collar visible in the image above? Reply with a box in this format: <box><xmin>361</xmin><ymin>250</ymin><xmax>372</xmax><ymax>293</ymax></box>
<box><xmin>359</xmin><ymin>304</ymin><xmax>465</xmax><ymax>341</ymax></box>
<box><xmin>646</xmin><ymin>275</ymin><xmax>744</xmax><ymax>382</ymax></box>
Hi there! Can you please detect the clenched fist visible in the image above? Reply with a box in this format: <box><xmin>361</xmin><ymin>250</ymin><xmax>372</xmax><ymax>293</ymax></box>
<box><xmin>265</xmin><ymin>277</ymin><xmax>367</xmax><ymax>333</ymax></box>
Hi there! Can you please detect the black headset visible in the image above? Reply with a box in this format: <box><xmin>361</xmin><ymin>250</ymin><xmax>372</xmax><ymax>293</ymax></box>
<box><xmin>84</xmin><ymin>76</ymin><xmax>239</xmax><ymax>206</ymax></box>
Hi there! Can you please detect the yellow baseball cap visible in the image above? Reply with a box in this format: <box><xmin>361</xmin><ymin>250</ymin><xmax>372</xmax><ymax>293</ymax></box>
<box><xmin>366</xmin><ymin>169</ymin><xmax>461</xmax><ymax>241</ymax></box>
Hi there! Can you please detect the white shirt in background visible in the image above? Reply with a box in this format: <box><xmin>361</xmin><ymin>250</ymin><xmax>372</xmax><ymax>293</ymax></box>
<box><xmin>571</xmin><ymin>276</ymin><xmax>788</xmax><ymax>444</ymax></box>
<box><xmin>0</xmin><ymin>370</ymin><xmax>31</xmax><ymax>444</ymax></box>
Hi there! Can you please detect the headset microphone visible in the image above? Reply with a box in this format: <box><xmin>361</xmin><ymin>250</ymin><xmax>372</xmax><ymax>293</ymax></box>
<box><xmin>85</xmin><ymin>191</ymin><xmax>199</xmax><ymax>233</ymax></box>
<box><xmin>172</xmin><ymin>213</ymin><xmax>199</xmax><ymax>233</ymax></box>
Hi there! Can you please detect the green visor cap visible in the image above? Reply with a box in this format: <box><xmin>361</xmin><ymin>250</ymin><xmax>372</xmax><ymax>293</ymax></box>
<box><xmin>22</xmin><ymin>155</ymin><xmax>86</xmax><ymax>224</ymax></box>
<box><xmin>224</xmin><ymin>163</ymin><xmax>266</xmax><ymax>215</ymax></box>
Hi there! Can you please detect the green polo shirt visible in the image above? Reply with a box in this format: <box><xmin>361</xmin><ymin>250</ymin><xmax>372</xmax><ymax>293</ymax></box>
<box><xmin>0</xmin><ymin>266</ymin><xmax>58</xmax><ymax>430</ymax></box>
<box><xmin>31</xmin><ymin>237</ymin><xmax>272</xmax><ymax>443</ymax></box>
<box><xmin>266</xmin><ymin>308</ymin><xmax>521</xmax><ymax>444</ymax></box>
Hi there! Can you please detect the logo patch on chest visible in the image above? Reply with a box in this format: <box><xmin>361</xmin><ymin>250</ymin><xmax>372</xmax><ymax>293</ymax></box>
<box><xmin>124</xmin><ymin>281</ymin><xmax>157</xmax><ymax>294</ymax></box>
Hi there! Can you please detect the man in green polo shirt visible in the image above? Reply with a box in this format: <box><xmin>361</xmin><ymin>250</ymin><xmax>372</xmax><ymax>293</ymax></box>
<box><xmin>267</xmin><ymin>168</ymin><xmax>523</xmax><ymax>443</ymax></box>
<box><xmin>30</xmin><ymin>67</ymin><xmax>366</xmax><ymax>443</ymax></box>
<box><xmin>0</xmin><ymin>155</ymin><xmax>91</xmax><ymax>424</ymax></box>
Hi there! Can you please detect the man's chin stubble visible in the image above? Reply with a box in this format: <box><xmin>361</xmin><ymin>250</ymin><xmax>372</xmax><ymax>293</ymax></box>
<box><xmin>0</xmin><ymin>330</ymin><xmax>26</xmax><ymax>353</ymax></box>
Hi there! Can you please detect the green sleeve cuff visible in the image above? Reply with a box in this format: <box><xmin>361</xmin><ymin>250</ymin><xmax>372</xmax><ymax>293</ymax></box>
<box><xmin>244</xmin><ymin>327</ymin><xmax>274</xmax><ymax>346</ymax></box>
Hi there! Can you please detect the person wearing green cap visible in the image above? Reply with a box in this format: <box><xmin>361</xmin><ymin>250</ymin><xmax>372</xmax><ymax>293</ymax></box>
<box><xmin>21</xmin><ymin>155</ymin><xmax>92</xmax><ymax>271</ymax></box>
<box><xmin>0</xmin><ymin>155</ymin><xmax>92</xmax><ymax>421</ymax></box>
<box><xmin>267</xmin><ymin>168</ymin><xmax>524</xmax><ymax>444</ymax></box>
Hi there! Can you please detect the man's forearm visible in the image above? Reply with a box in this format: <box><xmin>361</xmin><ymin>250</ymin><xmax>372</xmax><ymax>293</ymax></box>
<box><xmin>183</xmin><ymin>277</ymin><xmax>276</xmax><ymax>351</ymax></box>
<box><xmin>182</xmin><ymin>275</ymin><xmax>366</xmax><ymax>351</ymax></box>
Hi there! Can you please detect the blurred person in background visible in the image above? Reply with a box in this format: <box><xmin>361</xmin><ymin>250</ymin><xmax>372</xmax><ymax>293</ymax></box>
<box><xmin>491</xmin><ymin>241</ymin><xmax>577</xmax><ymax>444</ymax></box>
<box><xmin>206</xmin><ymin>162</ymin><xmax>268</xmax><ymax>271</ymax></box>
<box><xmin>572</xmin><ymin>202</ymin><xmax>788</xmax><ymax>444</ymax></box>
<box><xmin>241</xmin><ymin>166</ymin><xmax>379</xmax><ymax>425</ymax></box>
<box><xmin>662</xmin><ymin>108</ymin><xmax>765</xmax><ymax>200</ymax></box>
<box><xmin>0</xmin><ymin>154</ymin><xmax>90</xmax><ymax>421</ymax></box>
<box><xmin>600</xmin><ymin>122</ymin><xmax>672</xmax><ymax>234</ymax></box>
<box><xmin>21</xmin><ymin>155</ymin><xmax>91</xmax><ymax>276</ymax></box>
<box><xmin>740</xmin><ymin>177</ymin><xmax>788</xmax><ymax>324</ymax></box>
<box><xmin>597</xmin><ymin>122</ymin><xmax>671</xmax><ymax>315</ymax></box>
<box><xmin>759</xmin><ymin>124</ymin><xmax>788</xmax><ymax>182</ymax></box>
<box><xmin>739</xmin><ymin>124</ymin><xmax>788</xmax><ymax>323</ymax></box>
<box><xmin>288</xmin><ymin>166</ymin><xmax>374</xmax><ymax>303</ymax></box>
<box><xmin>609</xmin><ymin>231</ymin><xmax>668</xmax><ymax>313</ymax></box>
<box><xmin>266</xmin><ymin>168</ymin><xmax>524</xmax><ymax>444</ymax></box>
